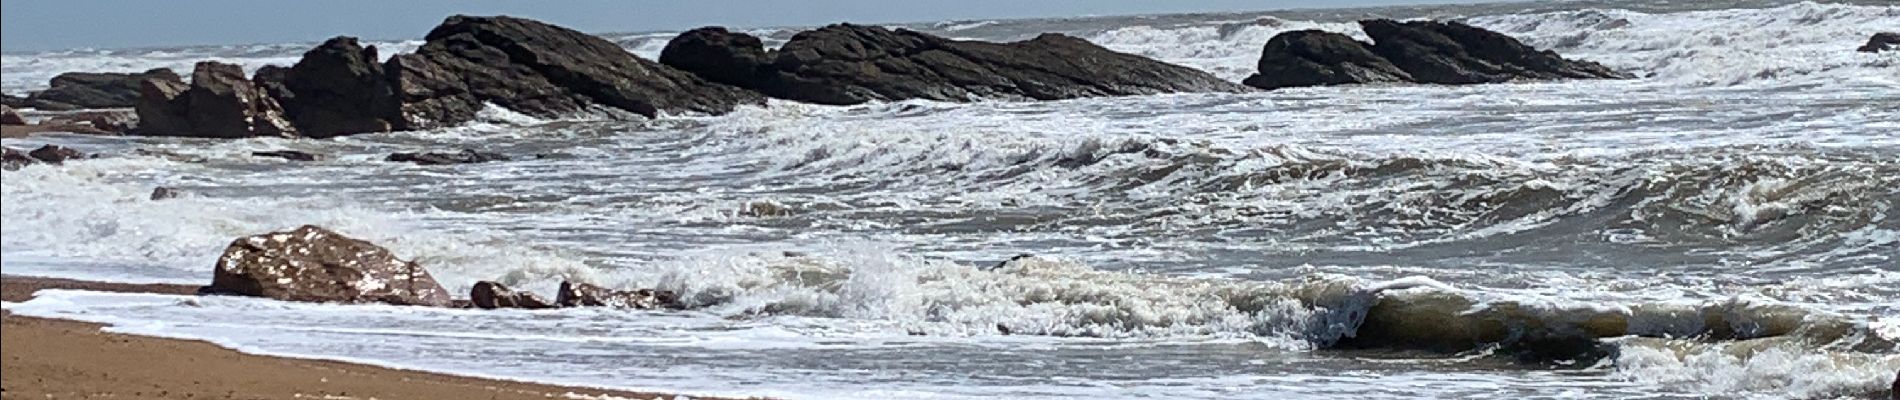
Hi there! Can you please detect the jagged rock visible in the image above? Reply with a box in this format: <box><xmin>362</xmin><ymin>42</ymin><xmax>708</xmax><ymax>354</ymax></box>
<box><xmin>135</xmin><ymin>62</ymin><xmax>297</xmax><ymax>138</ymax></box>
<box><xmin>663</xmin><ymin>24</ymin><xmax>1245</xmax><ymax>105</ymax></box>
<box><xmin>388</xmin><ymin>15</ymin><xmax>763</xmax><ymax>128</ymax></box>
<box><xmin>1359</xmin><ymin>19</ymin><xmax>1629</xmax><ymax>84</ymax></box>
<box><xmin>1242</xmin><ymin>30</ymin><xmax>1412</xmax><ymax>90</ymax></box>
<box><xmin>252</xmin><ymin>150</ymin><xmax>323</xmax><ymax>161</ymax></box>
<box><xmin>150</xmin><ymin>187</ymin><xmax>181</xmax><ymax>200</ymax></box>
<box><xmin>23</xmin><ymin>69</ymin><xmax>178</xmax><ymax>110</ymax></box>
<box><xmin>555</xmin><ymin>281</ymin><xmax>677</xmax><ymax>309</ymax></box>
<box><xmin>204</xmin><ymin>225</ymin><xmax>452</xmax><ymax>307</ymax></box>
<box><xmin>469</xmin><ymin>281</ymin><xmax>556</xmax><ymax>309</ymax></box>
<box><xmin>252</xmin><ymin>65</ymin><xmax>295</xmax><ymax>109</ymax></box>
<box><xmin>1859</xmin><ymin>32</ymin><xmax>1899</xmax><ymax>53</ymax></box>
<box><xmin>385</xmin><ymin>149</ymin><xmax>508</xmax><ymax>165</ymax></box>
<box><xmin>278</xmin><ymin>37</ymin><xmax>405</xmax><ymax>138</ymax></box>
<box><xmin>2</xmin><ymin>147</ymin><xmax>33</xmax><ymax>169</ymax></box>
<box><xmin>1</xmin><ymin>105</ymin><xmax>23</xmax><ymax>125</ymax></box>
<box><xmin>1245</xmin><ymin>20</ymin><xmax>1628</xmax><ymax>90</ymax></box>
<box><xmin>26</xmin><ymin>145</ymin><xmax>84</xmax><ymax>164</ymax></box>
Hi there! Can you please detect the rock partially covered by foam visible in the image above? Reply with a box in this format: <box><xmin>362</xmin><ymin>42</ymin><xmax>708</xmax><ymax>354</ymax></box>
<box><xmin>555</xmin><ymin>281</ymin><xmax>678</xmax><ymax>309</ymax></box>
<box><xmin>136</xmin><ymin>62</ymin><xmax>297</xmax><ymax>138</ymax></box>
<box><xmin>385</xmin><ymin>149</ymin><xmax>508</xmax><ymax>165</ymax></box>
<box><xmin>388</xmin><ymin>15</ymin><xmax>763</xmax><ymax>128</ymax></box>
<box><xmin>205</xmin><ymin>225</ymin><xmax>452</xmax><ymax>307</ymax></box>
<box><xmin>469</xmin><ymin>281</ymin><xmax>556</xmax><ymax>309</ymax></box>
<box><xmin>661</xmin><ymin>24</ymin><xmax>1247</xmax><ymax>105</ymax></box>
<box><xmin>1859</xmin><ymin>32</ymin><xmax>1898</xmax><ymax>53</ymax></box>
<box><xmin>1246</xmin><ymin>19</ymin><xmax>1629</xmax><ymax>90</ymax></box>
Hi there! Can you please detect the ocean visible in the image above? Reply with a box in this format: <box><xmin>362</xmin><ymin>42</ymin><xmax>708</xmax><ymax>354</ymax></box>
<box><xmin>3</xmin><ymin>0</ymin><xmax>1898</xmax><ymax>398</ymax></box>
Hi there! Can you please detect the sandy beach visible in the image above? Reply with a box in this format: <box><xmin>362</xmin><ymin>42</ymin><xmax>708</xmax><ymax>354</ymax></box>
<box><xmin>1</xmin><ymin>275</ymin><xmax>743</xmax><ymax>400</ymax></box>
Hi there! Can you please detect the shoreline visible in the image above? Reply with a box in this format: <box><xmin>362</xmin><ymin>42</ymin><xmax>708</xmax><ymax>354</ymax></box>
<box><xmin>0</xmin><ymin>275</ymin><xmax>753</xmax><ymax>400</ymax></box>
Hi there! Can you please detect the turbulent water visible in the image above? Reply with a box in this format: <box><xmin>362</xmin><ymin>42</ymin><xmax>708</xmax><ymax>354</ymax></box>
<box><xmin>4</xmin><ymin>0</ymin><xmax>1898</xmax><ymax>398</ymax></box>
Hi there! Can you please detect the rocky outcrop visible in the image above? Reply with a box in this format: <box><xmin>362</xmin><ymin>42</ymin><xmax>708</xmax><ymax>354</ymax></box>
<box><xmin>276</xmin><ymin>37</ymin><xmax>406</xmax><ymax>138</ymax></box>
<box><xmin>1</xmin><ymin>94</ymin><xmax>23</xmax><ymax>108</ymax></box>
<box><xmin>21</xmin><ymin>69</ymin><xmax>178</xmax><ymax>110</ymax></box>
<box><xmin>388</xmin><ymin>15</ymin><xmax>763</xmax><ymax>128</ymax></box>
<box><xmin>385</xmin><ymin>149</ymin><xmax>507</xmax><ymax>165</ymax></box>
<box><xmin>1860</xmin><ymin>32</ymin><xmax>1899</xmax><ymax>53</ymax></box>
<box><xmin>469</xmin><ymin>281</ymin><xmax>556</xmax><ymax>309</ymax></box>
<box><xmin>1</xmin><ymin>106</ymin><xmax>23</xmax><ymax>125</ymax></box>
<box><xmin>1242</xmin><ymin>30</ymin><xmax>1412</xmax><ymax>90</ymax></box>
<box><xmin>205</xmin><ymin>225</ymin><xmax>452</xmax><ymax>307</ymax></box>
<box><xmin>136</xmin><ymin>62</ymin><xmax>297</xmax><ymax>138</ymax></box>
<box><xmin>3</xmin><ymin>145</ymin><xmax>87</xmax><ymax>169</ymax></box>
<box><xmin>1245</xmin><ymin>20</ymin><xmax>1628</xmax><ymax>90</ymax></box>
<box><xmin>555</xmin><ymin>281</ymin><xmax>677</xmax><ymax>309</ymax></box>
<box><xmin>661</xmin><ymin>24</ymin><xmax>1245</xmax><ymax>105</ymax></box>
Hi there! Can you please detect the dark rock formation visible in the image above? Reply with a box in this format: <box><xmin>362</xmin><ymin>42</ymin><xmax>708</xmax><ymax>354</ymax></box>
<box><xmin>388</xmin><ymin>15</ymin><xmax>763</xmax><ymax>128</ymax></box>
<box><xmin>26</xmin><ymin>145</ymin><xmax>84</xmax><ymax>164</ymax></box>
<box><xmin>385</xmin><ymin>149</ymin><xmax>507</xmax><ymax>165</ymax></box>
<box><xmin>150</xmin><ymin>187</ymin><xmax>181</xmax><ymax>200</ymax></box>
<box><xmin>1360</xmin><ymin>19</ymin><xmax>1628</xmax><ymax>84</ymax></box>
<box><xmin>204</xmin><ymin>225</ymin><xmax>453</xmax><ymax>307</ymax></box>
<box><xmin>555</xmin><ymin>281</ymin><xmax>677</xmax><ymax>309</ymax></box>
<box><xmin>661</xmin><ymin>24</ymin><xmax>1245</xmax><ymax>105</ymax></box>
<box><xmin>1242</xmin><ymin>30</ymin><xmax>1412</xmax><ymax>90</ymax></box>
<box><xmin>136</xmin><ymin>62</ymin><xmax>297</xmax><ymax>138</ymax></box>
<box><xmin>0</xmin><ymin>106</ymin><xmax>22</xmax><ymax>125</ymax></box>
<box><xmin>0</xmin><ymin>94</ymin><xmax>23</xmax><ymax>108</ymax></box>
<box><xmin>1860</xmin><ymin>32</ymin><xmax>1899</xmax><ymax>53</ymax></box>
<box><xmin>277</xmin><ymin>37</ymin><xmax>406</xmax><ymax>138</ymax></box>
<box><xmin>1244</xmin><ymin>20</ymin><xmax>1628</xmax><ymax>90</ymax></box>
<box><xmin>22</xmin><ymin>69</ymin><xmax>178</xmax><ymax>110</ymax></box>
<box><xmin>252</xmin><ymin>150</ymin><xmax>323</xmax><ymax>161</ymax></box>
<box><xmin>469</xmin><ymin>281</ymin><xmax>556</xmax><ymax>309</ymax></box>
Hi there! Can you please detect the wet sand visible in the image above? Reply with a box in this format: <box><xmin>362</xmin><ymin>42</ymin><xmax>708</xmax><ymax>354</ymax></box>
<box><xmin>1</xmin><ymin>275</ymin><xmax>750</xmax><ymax>400</ymax></box>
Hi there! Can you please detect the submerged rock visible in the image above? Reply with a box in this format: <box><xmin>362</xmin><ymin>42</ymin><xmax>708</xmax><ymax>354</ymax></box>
<box><xmin>1245</xmin><ymin>19</ymin><xmax>1628</xmax><ymax>90</ymax></box>
<box><xmin>1859</xmin><ymin>32</ymin><xmax>1899</xmax><ymax>53</ymax></box>
<box><xmin>469</xmin><ymin>281</ymin><xmax>556</xmax><ymax>309</ymax></box>
<box><xmin>388</xmin><ymin>15</ymin><xmax>762</xmax><ymax>128</ymax></box>
<box><xmin>205</xmin><ymin>225</ymin><xmax>452</xmax><ymax>307</ymax></box>
<box><xmin>149</xmin><ymin>187</ymin><xmax>181</xmax><ymax>200</ymax></box>
<box><xmin>277</xmin><ymin>37</ymin><xmax>406</xmax><ymax>138</ymax></box>
<box><xmin>252</xmin><ymin>150</ymin><xmax>323</xmax><ymax>162</ymax></box>
<box><xmin>385</xmin><ymin>149</ymin><xmax>508</xmax><ymax>165</ymax></box>
<box><xmin>136</xmin><ymin>62</ymin><xmax>298</xmax><ymax>138</ymax></box>
<box><xmin>1</xmin><ymin>147</ymin><xmax>33</xmax><ymax>169</ymax></box>
<box><xmin>23</xmin><ymin>69</ymin><xmax>178</xmax><ymax>110</ymax></box>
<box><xmin>25</xmin><ymin>145</ymin><xmax>84</xmax><ymax>164</ymax></box>
<box><xmin>661</xmin><ymin>24</ymin><xmax>1245</xmax><ymax>105</ymax></box>
<box><xmin>555</xmin><ymin>281</ymin><xmax>677</xmax><ymax>309</ymax></box>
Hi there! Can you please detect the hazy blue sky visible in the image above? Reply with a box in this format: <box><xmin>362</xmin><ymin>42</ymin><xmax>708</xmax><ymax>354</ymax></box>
<box><xmin>3</xmin><ymin>0</ymin><xmax>1475</xmax><ymax>52</ymax></box>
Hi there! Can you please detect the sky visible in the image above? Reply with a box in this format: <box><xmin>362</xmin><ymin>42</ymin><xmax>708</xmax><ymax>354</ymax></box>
<box><xmin>2</xmin><ymin>0</ymin><xmax>1479</xmax><ymax>52</ymax></box>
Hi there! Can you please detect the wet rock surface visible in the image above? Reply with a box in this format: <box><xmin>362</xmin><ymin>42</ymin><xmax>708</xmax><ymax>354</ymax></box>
<box><xmin>276</xmin><ymin>37</ymin><xmax>406</xmax><ymax>138</ymax></box>
<box><xmin>469</xmin><ymin>281</ymin><xmax>557</xmax><ymax>309</ymax></box>
<box><xmin>21</xmin><ymin>69</ymin><xmax>178</xmax><ymax>110</ymax></box>
<box><xmin>136</xmin><ymin>62</ymin><xmax>297</xmax><ymax>138</ymax></box>
<box><xmin>385</xmin><ymin>149</ymin><xmax>508</xmax><ymax>165</ymax></box>
<box><xmin>1245</xmin><ymin>19</ymin><xmax>1629</xmax><ymax>90</ymax></box>
<box><xmin>204</xmin><ymin>225</ymin><xmax>453</xmax><ymax>307</ymax></box>
<box><xmin>1860</xmin><ymin>32</ymin><xmax>1899</xmax><ymax>53</ymax></box>
<box><xmin>555</xmin><ymin>281</ymin><xmax>678</xmax><ymax>309</ymax></box>
<box><xmin>661</xmin><ymin>24</ymin><xmax>1245</xmax><ymax>105</ymax></box>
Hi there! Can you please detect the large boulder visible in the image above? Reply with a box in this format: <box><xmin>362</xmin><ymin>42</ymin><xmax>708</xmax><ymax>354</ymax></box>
<box><xmin>388</xmin><ymin>15</ymin><xmax>763</xmax><ymax>128</ymax></box>
<box><xmin>22</xmin><ymin>69</ymin><xmax>178</xmax><ymax>110</ymax></box>
<box><xmin>0</xmin><ymin>105</ymin><xmax>23</xmax><ymax>125</ymax></box>
<box><xmin>1859</xmin><ymin>32</ymin><xmax>1899</xmax><ymax>53</ymax></box>
<box><xmin>1244</xmin><ymin>20</ymin><xmax>1628</xmax><ymax>90</ymax></box>
<box><xmin>205</xmin><ymin>225</ymin><xmax>452</xmax><ymax>307</ymax></box>
<box><xmin>1243</xmin><ymin>30</ymin><xmax>1412</xmax><ymax>90</ymax></box>
<box><xmin>555</xmin><ymin>281</ymin><xmax>677</xmax><ymax>309</ymax></box>
<box><xmin>1359</xmin><ymin>19</ymin><xmax>1629</xmax><ymax>84</ymax></box>
<box><xmin>662</xmin><ymin>24</ymin><xmax>1246</xmax><ymax>105</ymax></box>
<box><xmin>135</xmin><ymin>62</ymin><xmax>297</xmax><ymax>138</ymax></box>
<box><xmin>276</xmin><ymin>37</ymin><xmax>405</xmax><ymax>138</ymax></box>
<box><xmin>469</xmin><ymin>281</ymin><xmax>556</xmax><ymax>309</ymax></box>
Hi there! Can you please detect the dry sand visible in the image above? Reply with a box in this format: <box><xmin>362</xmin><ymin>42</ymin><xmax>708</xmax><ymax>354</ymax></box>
<box><xmin>1</xmin><ymin>275</ymin><xmax>751</xmax><ymax>400</ymax></box>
